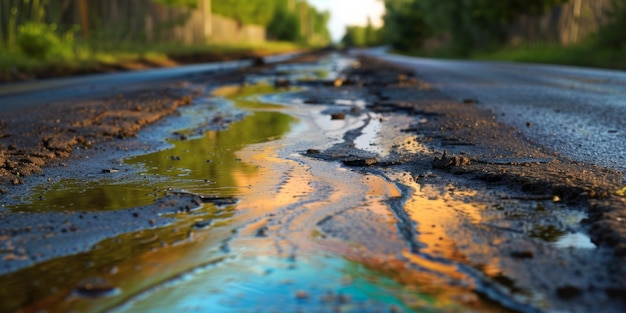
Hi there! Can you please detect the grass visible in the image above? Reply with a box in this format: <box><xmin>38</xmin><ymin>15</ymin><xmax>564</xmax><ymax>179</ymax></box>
<box><xmin>0</xmin><ymin>41</ymin><xmax>306</xmax><ymax>82</ymax></box>
<box><xmin>471</xmin><ymin>42</ymin><xmax>626</xmax><ymax>70</ymax></box>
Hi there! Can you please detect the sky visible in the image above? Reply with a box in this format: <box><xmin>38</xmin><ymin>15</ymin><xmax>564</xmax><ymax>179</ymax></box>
<box><xmin>308</xmin><ymin>0</ymin><xmax>385</xmax><ymax>42</ymax></box>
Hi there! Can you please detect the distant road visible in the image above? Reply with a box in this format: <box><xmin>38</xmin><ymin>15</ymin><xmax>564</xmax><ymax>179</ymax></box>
<box><xmin>368</xmin><ymin>50</ymin><xmax>626</xmax><ymax>179</ymax></box>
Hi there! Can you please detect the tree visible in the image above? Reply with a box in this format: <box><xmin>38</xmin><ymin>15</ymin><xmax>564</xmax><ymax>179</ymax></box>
<box><xmin>381</xmin><ymin>0</ymin><xmax>570</xmax><ymax>54</ymax></box>
<box><xmin>597</xmin><ymin>0</ymin><xmax>626</xmax><ymax>49</ymax></box>
<box><xmin>267</xmin><ymin>6</ymin><xmax>300</xmax><ymax>41</ymax></box>
<box><xmin>382</xmin><ymin>0</ymin><xmax>431</xmax><ymax>51</ymax></box>
<box><xmin>342</xmin><ymin>26</ymin><xmax>365</xmax><ymax>47</ymax></box>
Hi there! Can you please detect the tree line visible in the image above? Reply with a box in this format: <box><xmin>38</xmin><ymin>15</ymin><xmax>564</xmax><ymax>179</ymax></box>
<box><xmin>0</xmin><ymin>0</ymin><xmax>331</xmax><ymax>61</ymax></box>
<box><xmin>155</xmin><ymin>0</ymin><xmax>330</xmax><ymax>44</ymax></box>
<box><xmin>346</xmin><ymin>0</ymin><xmax>625</xmax><ymax>56</ymax></box>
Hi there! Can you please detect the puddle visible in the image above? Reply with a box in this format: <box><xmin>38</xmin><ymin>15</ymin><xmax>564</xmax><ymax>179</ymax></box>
<box><xmin>5</xmin><ymin>62</ymin><xmax>464</xmax><ymax>312</ymax></box>
<box><xmin>354</xmin><ymin>113</ymin><xmax>386</xmax><ymax>156</ymax></box>
<box><xmin>555</xmin><ymin>233</ymin><xmax>596</xmax><ymax>249</ymax></box>
<box><xmin>529</xmin><ymin>224</ymin><xmax>566</xmax><ymax>242</ymax></box>
<box><xmin>8</xmin><ymin>85</ymin><xmax>296</xmax><ymax>213</ymax></box>
<box><xmin>113</xmin><ymin>255</ymin><xmax>417</xmax><ymax>313</ymax></box>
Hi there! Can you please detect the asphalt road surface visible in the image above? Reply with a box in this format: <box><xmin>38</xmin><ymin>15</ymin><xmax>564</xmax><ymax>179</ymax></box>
<box><xmin>1</xmin><ymin>51</ymin><xmax>625</xmax><ymax>312</ymax></box>
<box><xmin>368</xmin><ymin>49</ymin><xmax>626</xmax><ymax>181</ymax></box>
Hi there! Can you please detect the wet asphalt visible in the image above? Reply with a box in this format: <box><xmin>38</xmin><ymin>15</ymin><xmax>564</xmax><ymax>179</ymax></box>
<box><xmin>368</xmin><ymin>50</ymin><xmax>626</xmax><ymax>180</ymax></box>
<box><xmin>3</xmin><ymin>51</ymin><xmax>626</xmax><ymax>311</ymax></box>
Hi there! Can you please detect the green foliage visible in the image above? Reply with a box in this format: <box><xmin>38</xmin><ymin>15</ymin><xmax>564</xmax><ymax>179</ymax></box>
<box><xmin>266</xmin><ymin>0</ymin><xmax>331</xmax><ymax>46</ymax></box>
<box><xmin>382</xmin><ymin>0</ymin><xmax>570</xmax><ymax>54</ymax></box>
<box><xmin>151</xmin><ymin>0</ymin><xmax>198</xmax><ymax>8</ymax></box>
<box><xmin>212</xmin><ymin>0</ymin><xmax>277</xmax><ymax>26</ymax></box>
<box><xmin>342</xmin><ymin>17</ymin><xmax>383</xmax><ymax>48</ymax></box>
<box><xmin>309</xmin><ymin>8</ymin><xmax>331</xmax><ymax>45</ymax></box>
<box><xmin>17</xmin><ymin>22</ymin><xmax>67</xmax><ymax>60</ymax></box>
<box><xmin>383</xmin><ymin>0</ymin><xmax>431</xmax><ymax>51</ymax></box>
<box><xmin>596</xmin><ymin>0</ymin><xmax>626</xmax><ymax>49</ymax></box>
<box><xmin>1</xmin><ymin>0</ymin><xmax>330</xmax><ymax>78</ymax></box>
<box><xmin>342</xmin><ymin>26</ymin><xmax>366</xmax><ymax>47</ymax></box>
<box><xmin>473</xmin><ymin>42</ymin><xmax>626</xmax><ymax>70</ymax></box>
<box><xmin>268</xmin><ymin>6</ymin><xmax>301</xmax><ymax>42</ymax></box>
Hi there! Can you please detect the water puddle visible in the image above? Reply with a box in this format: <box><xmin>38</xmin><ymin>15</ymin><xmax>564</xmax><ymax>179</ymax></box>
<box><xmin>112</xmin><ymin>255</ymin><xmax>415</xmax><ymax>313</ymax></box>
<box><xmin>354</xmin><ymin>113</ymin><xmax>386</xmax><ymax>156</ymax></box>
<box><xmin>1</xmin><ymin>54</ymin><xmax>599</xmax><ymax>313</ymax></box>
<box><xmin>8</xmin><ymin>85</ymin><xmax>296</xmax><ymax>213</ymax></box>
<box><xmin>555</xmin><ymin>233</ymin><xmax>596</xmax><ymax>249</ymax></box>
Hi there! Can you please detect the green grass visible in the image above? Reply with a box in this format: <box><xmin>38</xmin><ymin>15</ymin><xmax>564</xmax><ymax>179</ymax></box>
<box><xmin>471</xmin><ymin>42</ymin><xmax>626</xmax><ymax>70</ymax></box>
<box><xmin>0</xmin><ymin>41</ymin><xmax>305</xmax><ymax>81</ymax></box>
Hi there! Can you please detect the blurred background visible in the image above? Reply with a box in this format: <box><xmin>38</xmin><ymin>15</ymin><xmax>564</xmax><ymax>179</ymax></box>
<box><xmin>0</xmin><ymin>0</ymin><xmax>624</xmax><ymax>81</ymax></box>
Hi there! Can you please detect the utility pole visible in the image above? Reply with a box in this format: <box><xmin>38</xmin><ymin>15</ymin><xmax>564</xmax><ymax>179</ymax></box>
<box><xmin>300</xmin><ymin>2</ymin><xmax>308</xmax><ymax>40</ymax></box>
<box><xmin>571</xmin><ymin>0</ymin><xmax>582</xmax><ymax>44</ymax></box>
<box><xmin>287</xmin><ymin>0</ymin><xmax>295</xmax><ymax>13</ymax></box>
<box><xmin>78</xmin><ymin>0</ymin><xmax>89</xmax><ymax>37</ymax></box>
<box><xmin>200</xmin><ymin>0</ymin><xmax>212</xmax><ymax>40</ymax></box>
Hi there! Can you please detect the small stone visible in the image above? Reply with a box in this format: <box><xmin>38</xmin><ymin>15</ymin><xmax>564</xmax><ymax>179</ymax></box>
<box><xmin>295</xmin><ymin>290</ymin><xmax>309</xmax><ymax>300</ymax></box>
<box><xmin>306</xmin><ymin>149</ymin><xmax>321</xmax><ymax>155</ymax></box>
<box><xmin>333</xmin><ymin>78</ymin><xmax>344</xmax><ymax>87</ymax></box>
<box><xmin>274</xmin><ymin>79</ymin><xmax>290</xmax><ymax>88</ymax></box>
<box><xmin>511</xmin><ymin>250</ymin><xmax>534</xmax><ymax>259</ymax></box>
<box><xmin>256</xmin><ymin>226</ymin><xmax>268</xmax><ymax>237</ymax></box>
<box><xmin>74</xmin><ymin>277</ymin><xmax>119</xmax><ymax>298</ymax></box>
<box><xmin>193</xmin><ymin>219</ymin><xmax>213</xmax><ymax>229</ymax></box>
<box><xmin>432</xmin><ymin>151</ymin><xmax>470</xmax><ymax>169</ymax></box>
<box><xmin>343</xmin><ymin>158</ymin><xmax>379</xmax><ymax>167</ymax></box>
<box><xmin>556</xmin><ymin>285</ymin><xmax>582</xmax><ymax>299</ymax></box>
<box><xmin>330</xmin><ymin>113</ymin><xmax>345</xmax><ymax>120</ymax></box>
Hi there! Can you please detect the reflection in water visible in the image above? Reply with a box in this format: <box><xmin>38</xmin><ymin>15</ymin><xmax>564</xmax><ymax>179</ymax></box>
<box><xmin>129</xmin><ymin>110</ymin><xmax>295</xmax><ymax>197</ymax></box>
<box><xmin>118</xmin><ymin>255</ymin><xmax>414</xmax><ymax>313</ymax></box>
<box><xmin>555</xmin><ymin>233</ymin><xmax>596</xmax><ymax>249</ymax></box>
<box><xmin>1</xmin><ymin>85</ymin><xmax>298</xmax><ymax>312</ymax></box>
<box><xmin>9</xmin><ymin>86</ymin><xmax>296</xmax><ymax>213</ymax></box>
<box><xmin>2</xmin><ymin>56</ymin><xmax>579</xmax><ymax>312</ymax></box>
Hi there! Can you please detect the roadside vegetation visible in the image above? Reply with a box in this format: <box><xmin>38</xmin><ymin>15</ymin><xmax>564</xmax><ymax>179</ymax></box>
<box><xmin>376</xmin><ymin>0</ymin><xmax>626</xmax><ymax>70</ymax></box>
<box><xmin>340</xmin><ymin>18</ymin><xmax>384</xmax><ymax>48</ymax></box>
<box><xmin>0</xmin><ymin>0</ymin><xmax>331</xmax><ymax>82</ymax></box>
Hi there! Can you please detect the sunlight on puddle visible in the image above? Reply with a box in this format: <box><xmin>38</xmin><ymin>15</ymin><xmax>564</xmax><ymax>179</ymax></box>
<box><xmin>1</xmin><ymin>84</ymin><xmax>304</xmax><ymax>312</ymax></box>
<box><xmin>4</xmin><ymin>74</ymin><xmax>449</xmax><ymax>312</ymax></box>
<box><xmin>354</xmin><ymin>114</ymin><xmax>386</xmax><ymax>156</ymax></box>
<box><xmin>9</xmin><ymin>85</ymin><xmax>296</xmax><ymax>213</ymax></box>
<box><xmin>555</xmin><ymin>233</ymin><xmax>596</xmax><ymax>249</ymax></box>
<box><xmin>114</xmin><ymin>255</ymin><xmax>415</xmax><ymax>313</ymax></box>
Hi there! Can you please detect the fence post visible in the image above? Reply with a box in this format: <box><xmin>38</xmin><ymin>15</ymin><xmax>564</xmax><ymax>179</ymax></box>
<box><xmin>78</xmin><ymin>0</ymin><xmax>88</xmax><ymax>37</ymax></box>
<box><xmin>571</xmin><ymin>0</ymin><xmax>582</xmax><ymax>43</ymax></box>
<box><xmin>199</xmin><ymin>0</ymin><xmax>212</xmax><ymax>41</ymax></box>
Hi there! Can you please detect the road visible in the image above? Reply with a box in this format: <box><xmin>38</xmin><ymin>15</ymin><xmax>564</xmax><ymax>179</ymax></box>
<box><xmin>1</xmin><ymin>52</ymin><xmax>625</xmax><ymax>313</ymax></box>
<box><xmin>368</xmin><ymin>50</ymin><xmax>626</xmax><ymax>180</ymax></box>
<box><xmin>0</xmin><ymin>52</ymin><xmax>299</xmax><ymax>112</ymax></box>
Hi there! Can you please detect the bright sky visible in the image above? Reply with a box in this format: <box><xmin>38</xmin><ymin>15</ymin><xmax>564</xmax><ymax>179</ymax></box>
<box><xmin>308</xmin><ymin>0</ymin><xmax>385</xmax><ymax>42</ymax></box>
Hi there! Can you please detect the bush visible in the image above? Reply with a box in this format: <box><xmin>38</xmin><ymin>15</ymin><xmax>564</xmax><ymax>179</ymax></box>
<box><xmin>596</xmin><ymin>0</ymin><xmax>626</xmax><ymax>50</ymax></box>
<box><xmin>16</xmin><ymin>22</ymin><xmax>73</xmax><ymax>60</ymax></box>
